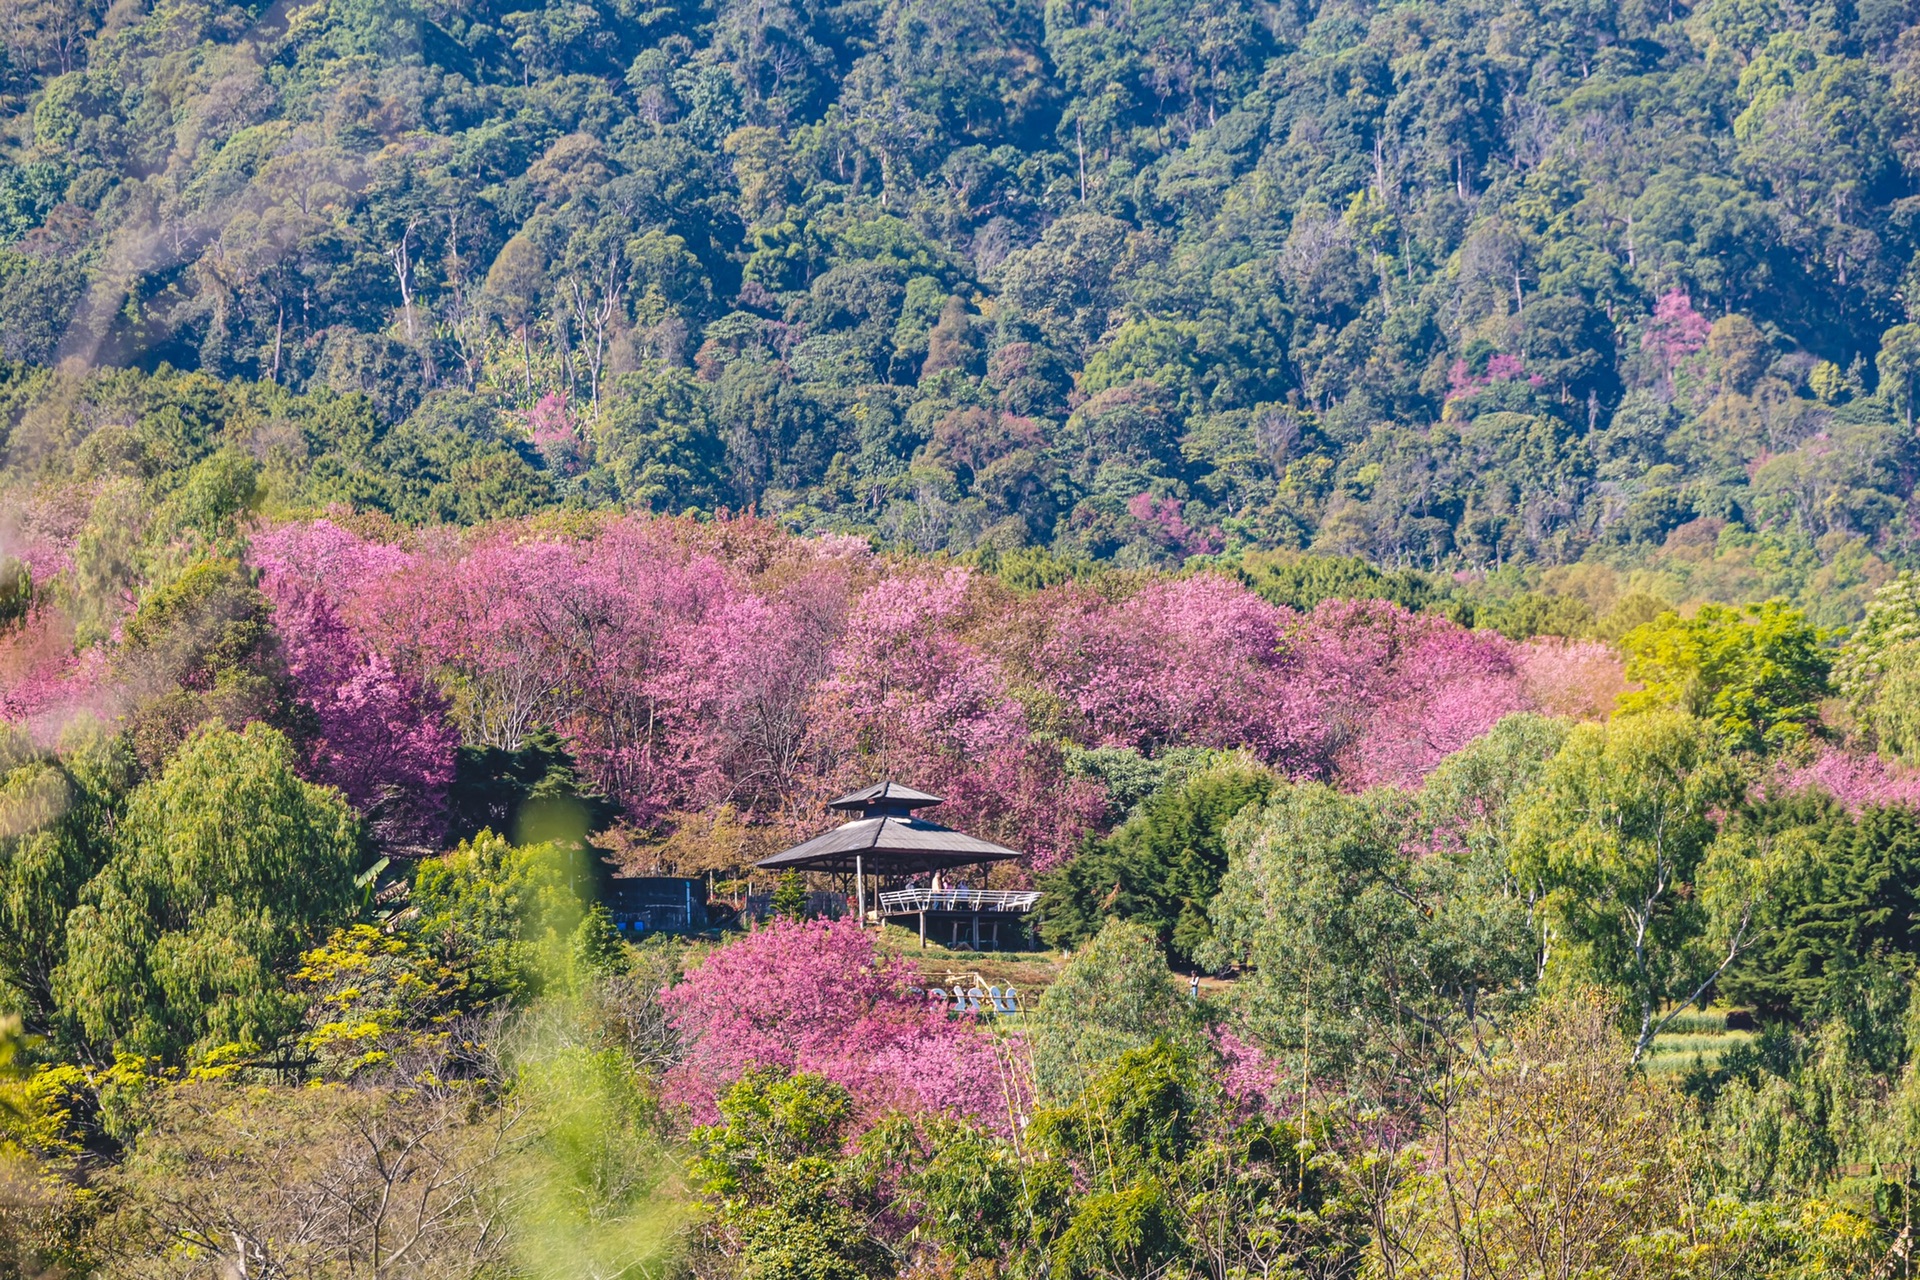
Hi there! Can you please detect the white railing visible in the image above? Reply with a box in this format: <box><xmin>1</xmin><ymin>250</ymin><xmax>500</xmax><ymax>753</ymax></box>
<box><xmin>878</xmin><ymin>888</ymin><xmax>1041</xmax><ymax>913</ymax></box>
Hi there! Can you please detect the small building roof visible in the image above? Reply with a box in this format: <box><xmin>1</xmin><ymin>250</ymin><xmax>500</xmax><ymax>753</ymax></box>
<box><xmin>826</xmin><ymin>780</ymin><xmax>945</xmax><ymax>812</ymax></box>
<box><xmin>755</xmin><ymin>815</ymin><xmax>1021</xmax><ymax>876</ymax></box>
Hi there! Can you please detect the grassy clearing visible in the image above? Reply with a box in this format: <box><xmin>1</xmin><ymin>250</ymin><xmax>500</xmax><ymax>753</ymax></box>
<box><xmin>1642</xmin><ymin>1007</ymin><xmax>1756</xmax><ymax>1076</ymax></box>
<box><xmin>873</xmin><ymin>924</ymin><xmax>1069</xmax><ymax>993</ymax></box>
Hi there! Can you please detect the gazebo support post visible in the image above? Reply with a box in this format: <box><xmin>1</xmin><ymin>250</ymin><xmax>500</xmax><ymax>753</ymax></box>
<box><xmin>855</xmin><ymin>854</ymin><xmax>866</xmax><ymax>927</ymax></box>
<box><xmin>918</xmin><ymin>910</ymin><xmax>927</xmax><ymax>948</ymax></box>
<box><xmin>972</xmin><ymin>914</ymin><xmax>980</xmax><ymax>950</ymax></box>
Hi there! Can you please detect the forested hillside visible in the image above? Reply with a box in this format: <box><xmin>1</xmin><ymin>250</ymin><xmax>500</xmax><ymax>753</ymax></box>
<box><xmin>5</xmin><ymin>0</ymin><xmax>1920</xmax><ymax>618</ymax></box>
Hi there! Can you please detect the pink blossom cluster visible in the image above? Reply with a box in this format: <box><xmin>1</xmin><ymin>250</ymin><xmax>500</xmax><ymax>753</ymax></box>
<box><xmin>1516</xmin><ymin>638</ymin><xmax>1629</xmax><ymax>722</ymax></box>
<box><xmin>2</xmin><ymin>491</ymin><xmax>89</xmax><ymax>585</ymax></box>
<box><xmin>1212</xmin><ymin>1025</ymin><xmax>1282</xmax><ymax>1113</ymax></box>
<box><xmin>251</xmin><ymin>517</ymin><xmax>416</xmax><ymax>589</ymax></box>
<box><xmin>1038</xmin><ymin>579</ymin><xmax>1535</xmax><ymax>788</ymax></box>
<box><xmin>350</xmin><ymin>522</ymin><xmax>830</xmax><ymax>827</ymax></box>
<box><xmin>1641</xmin><ymin>289</ymin><xmax>1711</xmax><ymax>371</ymax></box>
<box><xmin>1446</xmin><ymin>352</ymin><xmax>1541</xmax><ymax>398</ymax></box>
<box><xmin>0</xmin><ymin>500</ymin><xmax>114</xmax><ymax>741</ymax></box>
<box><xmin>1774</xmin><ymin>747</ymin><xmax>1920</xmax><ymax>812</ymax></box>
<box><xmin>5</xmin><ymin>512</ymin><xmax>1628</xmax><ymax>860</ymax></box>
<box><xmin>0</xmin><ymin>616</ymin><xmax>110</xmax><ymax>743</ymax></box>
<box><xmin>1039</xmin><ymin>575</ymin><xmax>1306</xmax><ymax>762</ymax></box>
<box><xmin>809</xmin><ymin>570</ymin><xmax>1106</xmax><ymax>869</ymax></box>
<box><xmin>526</xmin><ymin>391</ymin><xmax>588</xmax><ymax>477</ymax></box>
<box><xmin>1304</xmin><ymin>598</ymin><xmax>1529</xmax><ymax>788</ymax></box>
<box><xmin>1126</xmin><ymin>493</ymin><xmax>1222</xmax><ymax>558</ymax></box>
<box><xmin>659</xmin><ymin>916</ymin><xmax>1011</xmax><ymax>1127</ymax></box>
<box><xmin>265</xmin><ymin>585</ymin><xmax>460</xmax><ymax>845</ymax></box>
<box><xmin>256</xmin><ymin>521</ymin><xmax>461</xmax><ymax>839</ymax></box>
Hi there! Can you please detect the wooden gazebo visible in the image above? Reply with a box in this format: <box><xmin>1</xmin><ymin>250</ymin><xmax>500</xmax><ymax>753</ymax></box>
<box><xmin>755</xmin><ymin>781</ymin><xmax>1040</xmax><ymax>949</ymax></box>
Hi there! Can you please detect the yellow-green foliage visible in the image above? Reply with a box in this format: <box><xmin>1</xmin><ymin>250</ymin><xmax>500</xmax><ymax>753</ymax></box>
<box><xmin>508</xmin><ymin>1035</ymin><xmax>683</xmax><ymax>1279</ymax></box>
<box><xmin>1380</xmin><ymin>994</ymin><xmax>1880</xmax><ymax>1280</ymax></box>
<box><xmin>292</xmin><ymin>924</ymin><xmax>474</xmax><ymax>1079</ymax></box>
<box><xmin>1511</xmin><ymin>713</ymin><xmax>1754</xmax><ymax>1057</ymax></box>
<box><xmin>53</xmin><ymin>721</ymin><xmax>361</xmax><ymax>1063</ymax></box>
<box><xmin>410</xmin><ymin>830</ymin><xmax>616</xmax><ymax>1001</ymax></box>
<box><xmin>1834</xmin><ymin>572</ymin><xmax>1920</xmax><ymax>762</ymax></box>
<box><xmin>1618</xmin><ymin>601</ymin><xmax>1832</xmax><ymax>752</ymax></box>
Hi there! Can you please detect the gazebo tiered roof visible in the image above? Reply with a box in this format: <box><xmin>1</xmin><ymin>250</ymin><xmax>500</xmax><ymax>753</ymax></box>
<box><xmin>754</xmin><ymin>781</ymin><xmax>1022</xmax><ymax>876</ymax></box>
<box><xmin>756</xmin><ymin>780</ymin><xmax>1031</xmax><ymax>949</ymax></box>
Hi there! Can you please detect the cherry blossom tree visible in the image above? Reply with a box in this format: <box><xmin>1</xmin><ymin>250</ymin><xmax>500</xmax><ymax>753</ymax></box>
<box><xmin>1036</xmin><ymin>582</ymin><xmax>1535</xmax><ymax>790</ymax></box>
<box><xmin>1775</xmin><ymin>747</ymin><xmax>1920</xmax><ymax>812</ymax></box>
<box><xmin>234</xmin><ymin>516</ymin><xmax>1575</xmax><ymax>857</ymax></box>
<box><xmin>660</xmin><ymin>917</ymin><xmax>1011</xmax><ymax>1127</ymax></box>
<box><xmin>350</xmin><ymin>526</ymin><xmax>734</xmax><ymax>821</ymax></box>
<box><xmin>267</xmin><ymin>585</ymin><xmax>459</xmax><ymax>848</ymax></box>
<box><xmin>250</xmin><ymin>518</ymin><xmax>416</xmax><ymax>603</ymax></box>
<box><xmin>1127</xmin><ymin>494</ymin><xmax>1221</xmax><ymax>559</ymax></box>
<box><xmin>1516</xmin><ymin>638</ymin><xmax>1627</xmax><ymax>722</ymax></box>
<box><xmin>254</xmin><ymin>520</ymin><xmax>457</xmax><ymax>844</ymax></box>
<box><xmin>1303</xmin><ymin>599</ymin><xmax>1527</xmax><ymax>789</ymax></box>
<box><xmin>526</xmin><ymin>391</ymin><xmax>588</xmax><ymax>476</ymax></box>
<box><xmin>0</xmin><ymin>610</ymin><xmax>109</xmax><ymax>742</ymax></box>
<box><xmin>1641</xmin><ymin>289</ymin><xmax>1711</xmax><ymax>374</ymax></box>
<box><xmin>808</xmin><ymin>569</ymin><xmax>1104</xmax><ymax>867</ymax></box>
<box><xmin>1036</xmin><ymin>574</ymin><xmax>1311</xmax><ymax>766</ymax></box>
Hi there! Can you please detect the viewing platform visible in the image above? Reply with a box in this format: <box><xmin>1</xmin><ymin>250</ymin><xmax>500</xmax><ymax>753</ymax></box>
<box><xmin>878</xmin><ymin>888</ymin><xmax>1041</xmax><ymax>914</ymax></box>
<box><xmin>756</xmin><ymin>780</ymin><xmax>1039</xmax><ymax>949</ymax></box>
<box><xmin>878</xmin><ymin>886</ymin><xmax>1041</xmax><ymax>950</ymax></box>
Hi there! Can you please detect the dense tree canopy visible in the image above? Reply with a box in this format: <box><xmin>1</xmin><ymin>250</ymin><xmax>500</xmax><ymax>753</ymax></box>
<box><xmin>55</xmin><ymin>720</ymin><xmax>362</xmax><ymax>1061</ymax></box>
<box><xmin>3</xmin><ymin>0</ymin><xmax>1920</xmax><ymax>623</ymax></box>
<box><xmin>1039</xmin><ymin>752</ymin><xmax>1276</xmax><ymax>967</ymax></box>
<box><xmin>12</xmin><ymin>0</ymin><xmax>1920</xmax><ymax>1272</ymax></box>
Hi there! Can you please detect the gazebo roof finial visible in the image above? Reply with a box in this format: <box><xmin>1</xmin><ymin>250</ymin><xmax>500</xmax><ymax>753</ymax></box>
<box><xmin>825</xmin><ymin>780</ymin><xmax>945</xmax><ymax>814</ymax></box>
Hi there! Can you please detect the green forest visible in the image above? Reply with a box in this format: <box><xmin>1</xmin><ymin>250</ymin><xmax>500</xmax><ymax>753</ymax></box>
<box><xmin>11</xmin><ymin>0</ymin><xmax>1920</xmax><ymax>1273</ymax></box>
<box><xmin>3</xmin><ymin>0</ymin><xmax>1920</xmax><ymax>616</ymax></box>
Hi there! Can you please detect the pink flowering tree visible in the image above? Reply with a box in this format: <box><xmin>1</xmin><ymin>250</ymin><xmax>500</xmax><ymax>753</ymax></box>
<box><xmin>268</xmin><ymin>585</ymin><xmax>459</xmax><ymax>848</ymax></box>
<box><xmin>324</xmin><ymin>517</ymin><xmax>877</xmax><ymax>828</ymax></box>
<box><xmin>1036</xmin><ymin>574</ymin><xmax>1315</xmax><ymax>767</ymax></box>
<box><xmin>1485</xmin><ymin>352</ymin><xmax>1527</xmax><ymax>381</ymax></box>
<box><xmin>0</xmin><ymin>529</ymin><xmax>110</xmax><ymax>742</ymax></box>
<box><xmin>807</xmin><ymin>569</ymin><xmax>1105</xmax><ymax>868</ymax></box>
<box><xmin>1516</xmin><ymin>638</ymin><xmax>1626</xmax><ymax>722</ymax></box>
<box><xmin>660</xmin><ymin>917</ymin><xmax>1012</xmax><ymax>1128</ymax></box>
<box><xmin>527</xmin><ymin>391</ymin><xmax>588</xmax><ymax>476</ymax></box>
<box><xmin>253</xmin><ymin>520</ymin><xmax>457</xmax><ymax>844</ymax></box>
<box><xmin>1212</xmin><ymin>1025</ymin><xmax>1282</xmax><ymax>1114</ymax></box>
<box><xmin>1446</xmin><ymin>353</ymin><xmax>1530</xmax><ymax>399</ymax></box>
<box><xmin>353</xmin><ymin>525</ymin><xmax>739</xmax><ymax>822</ymax></box>
<box><xmin>1774</xmin><ymin>747</ymin><xmax>1920</xmax><ymax>812</ymax></box>
<box><xmin>1126</xmin><ymin>494</ymin><xmax>1222</xmax><ymax>559</ymax></box>
<box><xmin>1034</xmin><ymin>578</ymin><xmax>1535</xmax><ymax>790</ymax></box>
<box><xmin>250</xmin><ymin>518</ymin><xmax>416</xmax><ymax>599</ymax></box>
<box><xmin>0</xmin><ymin>611</ymin><xmax>110</xmax><ymax>743</ymax></box>
<box><xmin>701</xmin><ymin>567</ymin><xmax>849</xmax><ymax>822</ymax></box>
<box><xmin>1297</xmin><ymin>598</ymin><xmax>1527</xmax><ymax>789</ymax></box>
<box><xmin>1641</xmin><ymin>289</ymin><xmax>1711</xmax><ymax>374</ymax></box>
<box><xmin>813</xmin><ymin>570</ymin><xmax>1025</xmax><ymax>765</ymax></box>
